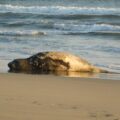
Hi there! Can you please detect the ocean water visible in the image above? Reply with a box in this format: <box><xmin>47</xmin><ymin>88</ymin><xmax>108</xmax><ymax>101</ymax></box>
<box><xmin>0</xmin><ymin>0</ymin><xmax>120</xmax><ymax>78</ymax></box>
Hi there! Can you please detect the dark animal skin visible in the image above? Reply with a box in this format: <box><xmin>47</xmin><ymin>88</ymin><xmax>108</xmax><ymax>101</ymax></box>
<box><xmin>8</xmin><ymin>51</ymin><xmax>109</xmax><ymax>74</ymax></box>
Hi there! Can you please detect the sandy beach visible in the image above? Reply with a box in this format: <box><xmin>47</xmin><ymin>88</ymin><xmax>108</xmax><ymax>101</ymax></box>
<box><xmin>0</xmin><ymin>73</ymin><xmax>120</xmax><ymax>120</ymax></box>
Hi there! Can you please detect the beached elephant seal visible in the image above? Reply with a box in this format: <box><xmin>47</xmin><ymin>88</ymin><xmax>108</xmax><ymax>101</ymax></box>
<box><xmin>8</xmin><ymin>51</ymin><xmax>108</xmax><ymax>73</ymax></box>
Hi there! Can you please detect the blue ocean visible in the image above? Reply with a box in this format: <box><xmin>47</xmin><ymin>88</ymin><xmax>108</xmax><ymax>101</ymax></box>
<box><xmin>0</xmin><ymin>0</ymin><xmax>120</xmax><ymax>78</ymax></box>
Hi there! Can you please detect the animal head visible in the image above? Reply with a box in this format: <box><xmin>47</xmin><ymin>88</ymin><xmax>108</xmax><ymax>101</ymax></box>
<box><xmin>8</xmin><ymin>59</ymin><xmax>31</xmax><ymax>72</ymax></box>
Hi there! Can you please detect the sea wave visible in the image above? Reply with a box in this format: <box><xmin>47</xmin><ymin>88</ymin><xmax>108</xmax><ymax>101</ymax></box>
<box><xmin>108</xmin><ymin>64</ymin><xmax>120</xmax><ymax>71</ymax></box>
<box><xmin>54</xmin><ymin>23</ymin><xmax>120</xmax><ymax>34</ymax></box>
<box><xmin>0</xmin><ymin>4</ymin><xmax>120</xmax><ymax>16</ymax></box>
<box><xmin>0</xmin><ymin>30</ymin><xmax>45</xmax><ymax>36</ymax></box>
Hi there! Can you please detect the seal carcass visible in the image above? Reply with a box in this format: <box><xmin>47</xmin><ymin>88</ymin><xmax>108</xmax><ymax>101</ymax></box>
<box><xmin>8</xmin><ymin>51</ymin><xmax>108</xmax><ymax>73</ymax></box>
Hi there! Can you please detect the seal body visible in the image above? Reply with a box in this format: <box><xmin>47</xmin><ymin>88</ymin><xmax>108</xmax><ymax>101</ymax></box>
<box><xmin>8</xmin><ymin>51</ymin><xmax>108</xmax><ymax>73</ymax></box>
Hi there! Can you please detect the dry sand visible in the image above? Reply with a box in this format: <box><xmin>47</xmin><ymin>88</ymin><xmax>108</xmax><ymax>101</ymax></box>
<box><xmin>0</xmin><ymin>73</ymin><xmax>120</xmax><ymax>120</ymax></box>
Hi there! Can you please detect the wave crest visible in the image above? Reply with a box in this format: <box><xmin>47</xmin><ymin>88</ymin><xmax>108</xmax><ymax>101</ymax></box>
<box><xmin>54</xmin><ymin>23</ymin><xmax>120</xmax><ymax>34</ymax></box>
<box><xmin>0</xmin><ymin>30</ymin><xmax>45</xmax><ymax>36</ymax></box>
<box><xmin>0</xmin><ymin>4</ymin><xmax>120</xmax><ymax>16</ymax></box>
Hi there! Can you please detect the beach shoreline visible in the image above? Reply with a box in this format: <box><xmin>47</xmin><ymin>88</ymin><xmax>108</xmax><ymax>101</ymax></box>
<box><xmin>0</xmin><ymin>73</ymin><xmax>120</xmax><ymax>120</ymax></box>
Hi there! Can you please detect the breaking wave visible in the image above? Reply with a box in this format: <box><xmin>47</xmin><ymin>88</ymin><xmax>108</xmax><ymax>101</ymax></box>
<box><xmin>0</xmin><ymin>30</ymin><xmax>45</xmax><ymax>36</ymax></box>
<box><xmin>0</xmin><ymin>4</ymin><xmax>120</xmax><ymax>16</ymax></box>
<box><xmin>54</xmin><ymin>23</ymin><xmax>120</xmax><ymax>34</ymax></box>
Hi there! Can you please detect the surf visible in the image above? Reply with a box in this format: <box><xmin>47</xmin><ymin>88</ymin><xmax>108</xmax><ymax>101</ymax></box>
<box><xmin>0</xmin><ymin>30</ymin><xmax>45</xmax><ymax>36</ymax></box>
<box><xmin>0</xmin><ymin>4</ymin><xmax>120</xmax><ymax>16</ymax></box>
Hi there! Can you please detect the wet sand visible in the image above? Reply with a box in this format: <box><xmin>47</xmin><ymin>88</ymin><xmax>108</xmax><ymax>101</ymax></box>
<box><xmin>0</xmin><ymin>73</ymin><xmax>120</xmax><ymax>120</ymax></box>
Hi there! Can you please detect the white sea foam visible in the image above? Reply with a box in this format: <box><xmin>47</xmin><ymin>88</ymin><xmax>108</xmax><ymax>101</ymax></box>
<box><xmin>0</xmin><ymin>30</ymin><xmax>45</xmax><ymax>36</ymax></box>
<box><xmin>54</xmin><ymin>23</ymin><xmax>120</xmax><ymax>33</ymax></box>
<box><xmin>0</xmin><ymin>4</ymin><xmax>120</xmax><ymax>16</ymax></box>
